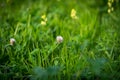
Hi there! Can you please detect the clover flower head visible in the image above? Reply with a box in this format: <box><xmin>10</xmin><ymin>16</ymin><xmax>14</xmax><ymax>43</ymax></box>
<box><xmin>56</xmin><ymin>36</ymin><xmax>63</xmax><ymax>43</ymax></box>
<box><xmin>10</xmin><ymin>38</ymin><xmax>16</xmax><ymax>46</ymax></box>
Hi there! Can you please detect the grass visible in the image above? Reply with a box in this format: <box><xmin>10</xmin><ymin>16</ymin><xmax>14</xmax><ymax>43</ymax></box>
<box><xmin>0</xmin><ymin>0</ymin><xmax>120</xmax><ymax>80</ymax></box>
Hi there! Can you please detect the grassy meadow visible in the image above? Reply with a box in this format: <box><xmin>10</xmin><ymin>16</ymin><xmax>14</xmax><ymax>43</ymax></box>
<box><xmin>0</xmin><ymin>0</ymin><xmax>120</xmax><ymax>80</ymax></box>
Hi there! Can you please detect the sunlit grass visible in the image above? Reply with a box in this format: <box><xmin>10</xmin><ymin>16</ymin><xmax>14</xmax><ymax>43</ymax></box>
<box><xmin>0</xmin><ymin>0</ymin><xmax>120</xmax><ymax>80</ymax></box>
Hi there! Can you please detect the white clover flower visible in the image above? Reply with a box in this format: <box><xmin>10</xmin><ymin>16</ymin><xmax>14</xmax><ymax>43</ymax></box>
<box><xmin>10</xmin><ymin>38</ymin><xmax>16</xmax><ymax>46</ymax></box>
<box><xmin>56</xmin><ymin>36</ymin><xmax>63</xmax><ymax>43</ymax></box>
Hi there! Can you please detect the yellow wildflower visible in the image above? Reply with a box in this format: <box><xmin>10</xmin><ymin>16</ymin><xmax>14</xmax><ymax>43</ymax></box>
<box><xmin>108</xmin><ymin>9</ymin><xmax>111</xmax><ymax>13</ymax></box>
<box><xmin>70</xmin><ymin>8</ymin><xmax>78</xmax><ymax>19</ymax></box>
<box><xmin>108</xmin><ymin>2</ymin><xmax>112</xmax><ymax>7</ymax></box>
<box><xmin>41</xmin><ymin>14</ymin><xmax>47</xmax><ymax>26</ymax></box>
<box><xmin>111</xmin><ymin>0</ymin><xmax>114</xmax><ymax>2</ymax></box>
<box><xmin>41</xmin><ymin>21</ymin><xmax>46</xmax><ymax>26</ymax></box>
<box><xmin>41</xmin><ymin>14</ymin><xmax>46</xmax><ymax>20</ymax></box>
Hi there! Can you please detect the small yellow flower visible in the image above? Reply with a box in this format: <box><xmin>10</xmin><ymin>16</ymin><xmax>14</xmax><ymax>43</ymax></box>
<box><xmin>41</xmin><ymin>21</ymin><xmax>46</xmax><ymax>26</ymax></box>
<box><xmin>41</xmin><ymin>14</ymin><xmax>46</xmax><ymax>20</ymax></box>
<box><xmin>70</xmin><ymin>8</ymin><xmax>78</xmax><ymax>19</ymax></box>
<box><xmin>41</xmin><ymin>14</ymin><xmax>47</xmax><ymax>26</ymax></box>
<box><xmin>108</xmin><ymin>2</ymin><xmax>112</xmax><ymax>7</ymax></box>
<box><xmin>41</xmin><ymin>14</ymin><xmax>47</xmax><ymax>21</ymax></box>
<box><xmin>108</xmin><ymin>9</ymin><xmax>111</xmax><ymax>13</ymax></box>
<box><xmin>41</xmin><ymin>14</ymin><xmax>47</xmax><ymax>25</ymax></box>
<box><xmin>111</xmin><ymin>0</ymin><xmax>114</xmax><ymax>2</ymax></box>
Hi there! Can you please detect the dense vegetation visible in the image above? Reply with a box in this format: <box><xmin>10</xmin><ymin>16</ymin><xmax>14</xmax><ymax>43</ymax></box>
<box><xmin>0</xmin><ymin>0</ymin><xmax>120</xmax><ymax>80</ymax></box>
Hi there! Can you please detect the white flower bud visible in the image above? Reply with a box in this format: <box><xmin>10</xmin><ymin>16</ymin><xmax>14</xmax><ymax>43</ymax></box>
<box><xmin>56</xmin><ymin>36</ymin><xmax>63</xmax><ymax>43</ymax></box>
<box><xmin>10</xmin><ymin>38</ymin><xmax>16</xmax><ymax>46</ymax></box>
